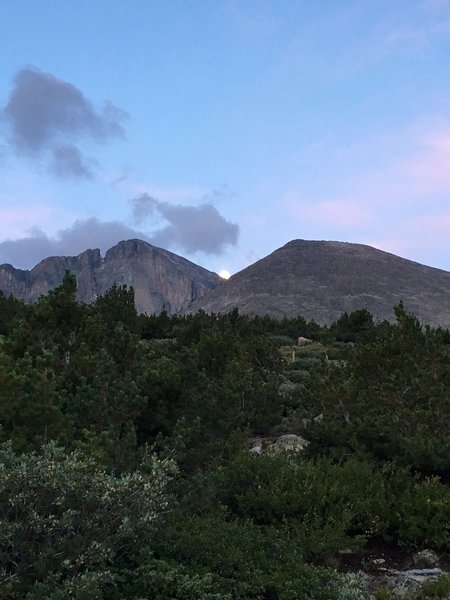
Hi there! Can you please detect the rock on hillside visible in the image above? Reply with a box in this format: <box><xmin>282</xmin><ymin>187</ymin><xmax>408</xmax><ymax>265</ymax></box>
<box><xmin>187</xmin><ymin>240</ymin><xmax>450</xmax><ymax>328</ymax></box>
<box><xmin>0</xmin><ymin>239</ymin><xmax>220</xmax><ymax>315</ymax></box>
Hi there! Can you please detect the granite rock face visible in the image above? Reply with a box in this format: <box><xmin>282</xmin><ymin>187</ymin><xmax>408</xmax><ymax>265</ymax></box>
<box><xmin>0</xmin><ymin>239</ymin><xmax>220</xmax><ymax>315</ymax></box>
<box><xmin>188</xmin><ymin>240</ymin><xmax>450</xmax><ymax>328</ymax></box>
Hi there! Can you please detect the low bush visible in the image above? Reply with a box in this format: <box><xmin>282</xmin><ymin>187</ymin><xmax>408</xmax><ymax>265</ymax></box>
<box><xmin>148</xmin><ymin>511</ymin><xmax>339</xmax><ymax>599</ymax></box>
<box><xmin>395</xmin><ymin>476</ymin><xmax>450</xmax><ymax>550</ymax></box>
<box><xmin>0</xmin><ymin>442</ymin><xmax>175</xmax><ymax>599</ymax></box>
<box><xmin>420</xmin><ymin>573</ymin><xmax>450</xmax><ymax>599</ymax></box>
<box><xmin>208</xmin><ymin>453</ymin><xmax>390</xmax><ymax>560</ymax></box>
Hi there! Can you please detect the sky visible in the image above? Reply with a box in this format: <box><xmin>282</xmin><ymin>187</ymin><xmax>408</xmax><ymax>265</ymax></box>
<box><xmin>1</xmin><ymin>0</ymin><xmax>450</xmax><ymax>275</ymax></box>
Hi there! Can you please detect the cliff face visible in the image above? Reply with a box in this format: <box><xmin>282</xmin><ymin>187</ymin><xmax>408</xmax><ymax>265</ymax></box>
<box><xmin>0</xmin><ymin>239</ymin><xmax>220</xmax><ymax>315</ymax></box>
<box><xmin>188</xmin><ymin>240</ymin><xmax>450</xmax><ymax>328</ymax></box>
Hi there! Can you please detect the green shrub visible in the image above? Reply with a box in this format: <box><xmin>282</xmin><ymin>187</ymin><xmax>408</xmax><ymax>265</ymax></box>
<box><xmin>123</xmin><ymin>559</ymin><xmax>227</xmax><ymax>600</ymax></box>
<box><xmin>0</xmin><ymin>442</ymin><xmax>175</xmax><ymax>599</ymax></box>
<box><xmin>336</xmin><ymin>572</ymin><xmax>367</xmax><ymax>600</ymax></box>
<box><xmin>150</xmin><ymin>511</ymin><xmax>339</xmax><ymax>599</ymax></box>
<box><xmin>209</xmin><ymin>453</ymin><xmax>390</xmax><ymax>559</ymax></box>
<box><xmin>290</xmin><ymin>356</ymin><xmax>323</xmax><ymax>372</ymax></box>
<box><xmin>271</xmin><ymin>334</ymin><xmax>296</xmax><ymax>346</ymax></box>
<box><xmin>420</xmin><ymin>573</ymin><xmax>450</xmax><ymax>599</ymax></box>
<box><xmin>395</xmin><ymin>476</ymin><xmax>450</xmax><ymax>550</ymax></box>
<box><xmin>327</xmin><ymin>345</ymin><xmax>350</xmax><ymax>360</ymax></box>
<box><xmin>374</xmin><ymin>588</ymin><xmax>392</xmax><ymax>600</ymax></box>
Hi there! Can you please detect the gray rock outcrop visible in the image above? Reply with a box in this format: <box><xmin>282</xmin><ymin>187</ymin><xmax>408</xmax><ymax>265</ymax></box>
<box><xmin>272</xmin><ymin>433</ymin><xmax>309</xmax><ymax>453</ymax></box>
<box><xmin>0</xmin><ymin>239</ymin><xmax>220</xmax><ymax>315</ymax></box>
<box><xmin>412</xmin><ymin>549</ymin><xmax>440</xmax><ymax>568</ymax></box>
<box><xmin>365</xmin><ymin>568</ymin><xmax>445</xmax><ymax>599</ymax></box>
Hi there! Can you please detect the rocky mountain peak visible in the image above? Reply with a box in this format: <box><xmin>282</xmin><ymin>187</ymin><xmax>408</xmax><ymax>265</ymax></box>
<box><xmin>0</xmin><ymin>239</ymin><xmax>220</xmax><ymax>315</ymax></box>
<box><xmin>188</xmin><ymin>239</ymin><xmax>450</xmax><ymax>328</ymax></box>
<box><xmin>104</xmin><ymin>238</ymin><xmax>150</xmax><ymax>260</ymax></box>
<box><xmin>3</xmin><ymin>238</ymin><xmax>450</xmax><ymax>326</ymax></box>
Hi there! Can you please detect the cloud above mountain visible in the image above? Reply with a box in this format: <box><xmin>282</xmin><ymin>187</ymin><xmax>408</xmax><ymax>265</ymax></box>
<box><xmin>1</xmin><ymin>67</ymin><xmax>127</xmax><ymax>178</ymax></box>
<box><xmin>0</xmin><ymin>194</ymin><xmax>240</xmax><ymax>269</ymax></box>
<box><xmin>0</xmin><ymin>218</ymin><xmax>148</xmax><ymax>269</ymax></box>
<box><xmin>130</xmin><ymin>193</ymin><xmax>239</xmax><ymax>254</ymax></box>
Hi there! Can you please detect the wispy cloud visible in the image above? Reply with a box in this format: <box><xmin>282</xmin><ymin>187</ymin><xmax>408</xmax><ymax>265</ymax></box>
<box><xmin>328</xmin><ymin>3</ymin><xmax>450</xmax><ymax>77</ymax></box>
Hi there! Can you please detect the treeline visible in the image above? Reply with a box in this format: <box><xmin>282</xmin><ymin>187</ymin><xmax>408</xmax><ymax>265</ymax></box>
<box><xmin>0</xmin><ymin>274</ymin><xmax>449</xmax><ymax>599</ymax></box>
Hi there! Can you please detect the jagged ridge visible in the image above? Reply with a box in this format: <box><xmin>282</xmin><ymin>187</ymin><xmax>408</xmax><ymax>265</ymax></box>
<box><xmin>0</xmin><ymin>239</ymin><xmax>221</xmax><ymax>315</ymax></box>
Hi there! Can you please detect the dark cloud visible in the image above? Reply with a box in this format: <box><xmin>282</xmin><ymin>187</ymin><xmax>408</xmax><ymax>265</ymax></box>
<box><xmin>131</xmin><ymin>193</ymin><xmax>157</xmax><ymax>224</ymax></box>
<box><xmin>50</xmin><ymin>145</ymin><xmax>98</xmax><ymax>179</ymax></box>
<box><xmin>0</xmin><ymin>195</ymin><xmax>239</xmax><ymax>269</ymax></box>
<box><xmin>1</xmin><ymin>66</ymin><xmax>127</xmax><ymax>178</ymax></box>
<box><xmin>130</xmin><ymin>193</ymin><xmax>239</xmax><ymax>254</ymax></box>
<box><xmin>0</xmin><ymin>218</ymin><xmax>150</xmax><ymax>270</ymax></box>
<box><xmin>57</xmin><ymin>218</ymin><xmax>150</xmax><ymax>256</ymax></box>
<box><xmin>0</xmin><ymin>229</ymin><xmax>55</xmax><ymax>270</ymax></box>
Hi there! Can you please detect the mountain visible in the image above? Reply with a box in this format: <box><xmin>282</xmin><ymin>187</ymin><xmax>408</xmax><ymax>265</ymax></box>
<box><xmin>0</xmin><ymin>239</ymin><xmax>220</xmax><ymax>315</ymax></box>
<box><xmin>3</xmin><ymin>238</ymin><xmax>450</xmax><ymax>327</ymax></box>
<box><xmin>188</xmin><ymin>240</ymin><xmax>450</xmax><ymax>327</ymax></box>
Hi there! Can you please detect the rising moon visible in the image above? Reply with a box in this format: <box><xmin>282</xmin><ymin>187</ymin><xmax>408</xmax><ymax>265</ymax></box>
<box><xmin>218</xmin><ymin>269</ymin><xmax>231</xmax><ymax>279</ymax></box>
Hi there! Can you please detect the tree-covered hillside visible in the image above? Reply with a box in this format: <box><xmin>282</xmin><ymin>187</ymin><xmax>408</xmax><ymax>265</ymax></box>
<box><xmin>0</xmin><ymin>274</ymin><xmax>449</xmax><ymax>599</ymax></box>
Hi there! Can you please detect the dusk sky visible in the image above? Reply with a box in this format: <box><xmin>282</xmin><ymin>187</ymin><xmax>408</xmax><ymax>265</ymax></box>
<box><xmin>1</xmin><ymin>0</ymin><xmax>450</xmax><ymax>275</ymax></box>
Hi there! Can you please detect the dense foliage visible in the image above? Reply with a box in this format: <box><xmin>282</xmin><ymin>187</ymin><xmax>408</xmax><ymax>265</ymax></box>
<box><xmin>0</xmin><ymin>276</ymin><xmax>448</xmax><ymax>598</ymax></box>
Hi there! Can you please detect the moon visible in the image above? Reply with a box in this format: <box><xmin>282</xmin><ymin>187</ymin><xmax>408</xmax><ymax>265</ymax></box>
<box><xmin>218</xmin><ymin>269</ymin><xmax>231</xmax><ymax>279</ymax></box>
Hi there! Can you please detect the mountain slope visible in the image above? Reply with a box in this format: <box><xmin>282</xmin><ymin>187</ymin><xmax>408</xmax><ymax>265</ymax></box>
<box><xmin>0</xmin><ymin>239</ymin><xmax>220</xmax><ymax>315</ymax></box>
<box><xmin>187</xmin><ymin>240</ymin><xmax>450</xmax><ymax>327</ymax></box>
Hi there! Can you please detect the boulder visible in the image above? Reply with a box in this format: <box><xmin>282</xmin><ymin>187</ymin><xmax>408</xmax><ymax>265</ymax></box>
<box><xmin>272</xmin><ymin>433</ymin><xmax>309</xmax><ymax>453</ymax></box>
<box><xmin>413</xmin><ymin>549</ymin><xmax>440</xmax><ymax>568</ymax></box>
<box><xmin>365</xmin><ymin>568</ymin><xmax>444</xmax><ymax>599</ymax></box>
<box><xmin>390</xmin><ymin>569</ymin><xmax>444</xmax><ymax>598</ymax></box>
<box><xmin>249</xmin><ymin>438</ymin><xmax>263</xmax><ymax>454</ymax></box>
